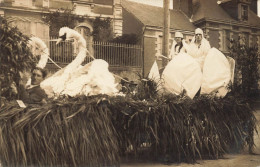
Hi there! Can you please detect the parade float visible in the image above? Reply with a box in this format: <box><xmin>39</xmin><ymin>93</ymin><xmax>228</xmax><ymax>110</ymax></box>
<box><xmin>0</xmin><ymin>18</ymin><xmax>257</xmax><ymax>167</ymax></box>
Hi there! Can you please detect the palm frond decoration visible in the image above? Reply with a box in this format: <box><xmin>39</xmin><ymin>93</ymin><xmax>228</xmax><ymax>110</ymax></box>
<box><xmin>0</xmin><ymin>96</ymin><xmax>119</xmax><ymax>167</ymax></box>
<box><xmin>0</xmin><ymin>93</ymin><xmax>256</xmax><ymax>166</ymax></box>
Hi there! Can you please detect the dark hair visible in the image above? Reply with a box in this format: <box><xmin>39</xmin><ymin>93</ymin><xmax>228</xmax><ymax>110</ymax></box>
<box><xmin>175</xmin><ymin>42</ymin><xmax>183</xmax><ymax>53</ymax></box>
<box><xmin>32</xmin><ymin>67</ymin><xmax>47</xmax><ymax>78</ymax></box>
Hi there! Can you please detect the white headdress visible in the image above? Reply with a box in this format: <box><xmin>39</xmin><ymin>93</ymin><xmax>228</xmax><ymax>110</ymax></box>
<box><xmin>175</xmin><ymin>32</ymin><xmax>183</xmax><ymax>38</ymax></box>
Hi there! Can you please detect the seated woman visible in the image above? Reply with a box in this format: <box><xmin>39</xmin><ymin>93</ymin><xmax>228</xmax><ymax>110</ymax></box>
<box><xmin>169</xmin><ymin>32</ymin><xmax>187</xmax><ymax>59</ymax></box>
<box><xmin>185</xmin><ymin>28</ymin><xmax>211</xmax><ymax>70</ymax></box>
<box><xmin>160</xmin><ymin>28</ymin><xmax>232</xmax><ymax>98</ymax></box>
<box><xmin>184</xmin><ymin>28</ymin><xmax>232</xmax><ymax>97</ymax></box>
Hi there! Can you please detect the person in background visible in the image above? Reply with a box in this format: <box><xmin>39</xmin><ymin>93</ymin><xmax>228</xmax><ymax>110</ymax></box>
<box><xmin>185</xmin><ymin>28</ymin><xmax>211</xmax><ymax>69</ymax></box>
<box><xmin>0</xmin><ymin>73</ymin><xmax>17</xmax><ymax>99</ymax></box>
<box><xmin>169</xmin><ymin>31</ymin><xmax>186</xmax><ymax>59</ymax></box>
<box><xmin>120</xmin><ymin>77</ymin><xmax>130</xmax><ymax>94</ymax></box>
<box><xmin>18</xmin><ymin>67</ymin><xmax>48</xmax><ymax>104</ymax></box>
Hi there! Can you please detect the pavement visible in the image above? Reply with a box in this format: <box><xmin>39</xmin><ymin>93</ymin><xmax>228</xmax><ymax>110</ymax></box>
<box><xmin>121</xmin><ymin>102</ymin><xmax>260</xmax><ymax>167</ymax></box>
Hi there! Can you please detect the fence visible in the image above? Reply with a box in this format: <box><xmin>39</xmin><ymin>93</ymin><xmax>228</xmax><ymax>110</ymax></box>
<box><xmin>48</xmin><ymin>37</ymin><xmax>143</xmax><ymax>67</ymax></box>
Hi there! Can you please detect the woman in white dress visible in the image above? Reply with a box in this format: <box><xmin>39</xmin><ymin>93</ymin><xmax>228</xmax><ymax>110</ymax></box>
<box><xmin>185</xmin><ymin>28</ymin><xmax>211</xmax><ymax>70</ymax></box>
<box><xmin>161</xmin><ymin>31</ymin><xmax>202</xmax><ymax>99</ymax></box>
<box><xmin>169</xmin><ymin>32</ymin><xmax>187</xmax><ymax>59</ymax></box>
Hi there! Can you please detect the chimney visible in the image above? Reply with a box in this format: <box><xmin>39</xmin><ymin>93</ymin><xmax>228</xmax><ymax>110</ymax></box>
<box><xmin>172</xmin><ymin>0</ymin><xmax>193</xmax><ymax>18</ymax></box>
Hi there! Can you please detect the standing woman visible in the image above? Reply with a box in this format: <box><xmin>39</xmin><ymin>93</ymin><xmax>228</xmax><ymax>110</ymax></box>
<box><xmin>186</xmin><ymin>28</ymin><xmax>211</xmax><ymax>69</ymax></box>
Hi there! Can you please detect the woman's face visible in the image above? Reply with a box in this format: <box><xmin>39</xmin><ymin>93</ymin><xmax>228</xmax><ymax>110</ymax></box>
<box><xmin>195</xmin><ymin>33</ymin><xmax>202</xmax><ymax>43</ymax></box>
<box><xmin>175</xmin><ymin>37</ymin><xmax>182</xmax><ymax>44</ymax></box>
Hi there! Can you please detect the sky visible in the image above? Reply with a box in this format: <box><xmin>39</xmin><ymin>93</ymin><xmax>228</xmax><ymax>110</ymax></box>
<box><xmin>128</xmin><ymin>0</ymin><xmax>173</xmax><ymax>9</ymax></box>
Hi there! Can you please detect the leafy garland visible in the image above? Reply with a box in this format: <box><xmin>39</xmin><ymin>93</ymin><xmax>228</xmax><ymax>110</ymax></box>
<box><xmin>0</xmin><ymin>17</ymin><xmax>35</xmax><ymax>100</ymax></box>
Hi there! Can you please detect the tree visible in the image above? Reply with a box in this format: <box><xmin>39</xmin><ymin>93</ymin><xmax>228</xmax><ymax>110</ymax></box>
<box><xmin>229</xmin><ymin>36</ymin><xmax>259</xmax><ymax>98</ymax></box>
<box><xmin>92</xmin><ymin>17</ymin><xmax>113</xmax><ymax>41</ymax></box>
<box><xmin>109</xmin><ymin>33</ymin><xmax>140</xmax><ymax>44</ymax></box>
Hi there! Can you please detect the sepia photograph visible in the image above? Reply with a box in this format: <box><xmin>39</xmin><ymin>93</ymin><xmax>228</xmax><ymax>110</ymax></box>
<box><xmin>0</xmin><ymin>0</ymin><xmax>260</xmax><ymax>166</ymax></box>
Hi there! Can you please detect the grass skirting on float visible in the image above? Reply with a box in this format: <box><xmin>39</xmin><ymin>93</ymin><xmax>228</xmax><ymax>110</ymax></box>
<box><xmin>0</xmin><ymin>97</ymin><xmax>119</xmax><ymax>167</ymax></box>
<box><xmin>110</xmin><ymin>94</ymin><xmax>257</xmax><ymax>163</ymax></box>
<box><xmin>0</xmin><ymin>94</ymin><xmax>257</xmax><ymax>166</ymax></box>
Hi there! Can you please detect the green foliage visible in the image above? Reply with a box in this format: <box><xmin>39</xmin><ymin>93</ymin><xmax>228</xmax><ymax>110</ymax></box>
<box><xmin>41</xmin><ymin>9</ymin><xmax>84</xmax><ymax>36</ymax></box>
<box><xmin>0</xmin><ymin>16</ymin><xmax>35</xmax><ymax>100</ymax></box>
<box><xmin>92</xmin><ymin>17</ymin><xmax>113</xmax><ymax>41</ymax></box>
<box><xmin>229</xmin><ymin>37</ymin><xmax>259</xmax><ymax>98</ymax></box>
<box><xmin>42</xmin><ymin>10</ymin><xmax>113</xmax><ymax>41</ymax></box>
<box><xmin>133</xmin><ymin>76</ymin><xmax>160</xmax><ymax>100</ymax></box>
<box><xmin>110</xmin><ymin>33</ymin><xmax>140</xmax><ymax>44</ymax></box>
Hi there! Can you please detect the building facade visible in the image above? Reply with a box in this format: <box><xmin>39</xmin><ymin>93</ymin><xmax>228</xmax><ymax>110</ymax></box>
<box><xmin>0</xmin><ymin>0</ymin><xmax>123</xmax><ymax>41</ymax></box>
<box><xmin>122</xmin><ymin>0</ymin><xmax>260</xmax><ymax>76</ymax></box>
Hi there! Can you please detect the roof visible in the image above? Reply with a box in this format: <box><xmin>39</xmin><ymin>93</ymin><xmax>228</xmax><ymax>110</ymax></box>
<box><xmin>121</xmin><ymin>0</ymin><xmax>196</xmax><ymax>32</ymax></box>
<box><xmin>247</xmin><ymin>10</ymin><xmax>260</xmax><ymax>27</ymax></box>
<box><xmin>192</xmin><ymin>0</ymin><xmax>260</xmax><ymax>27</ymax></box>
<box><xmin>192</xmin><ymin>0</ymin><xmax>235</xmax><ymax>22</ymax></box>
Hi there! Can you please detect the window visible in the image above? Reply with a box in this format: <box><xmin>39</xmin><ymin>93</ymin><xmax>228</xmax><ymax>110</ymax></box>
<box><xmin>222</xmin><ymin>30</ymin><xmax>230</xmax><ymax>51</ymax></box>
<box><xmin>13</xmin><ymin>0</ymin><xmax>32</xmax><ymax>7</ymax></box>
<box><xmin>157</xmin><ymin>36</ymin><xmax>163</xmax><ymax>54</ymax></box>
<box><xmin>43</xmin><ymin>0</ymin><xmax>49</xmax><ymax>8</ymax></box>
<box><xmin>241</xmin><ymin>4</ymin><xmax>248</xmax><ymax>21</ymax></box>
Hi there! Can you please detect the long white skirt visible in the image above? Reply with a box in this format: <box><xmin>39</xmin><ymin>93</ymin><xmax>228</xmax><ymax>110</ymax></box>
<box><xmin>161</xmin><ymin>53</ymin><xmax>202</xmax><ymax>99</ymax></box>
<box><xmin>201</xmin><ymin>47</ymin><xmax>231</xmax><ymax>97</ymax></box>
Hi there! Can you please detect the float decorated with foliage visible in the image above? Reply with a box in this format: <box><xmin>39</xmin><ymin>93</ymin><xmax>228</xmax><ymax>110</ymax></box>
<box><xmin>0</xmin><ymin>17</ymin><xmax>258</xmax><ymax>167</ymax></box>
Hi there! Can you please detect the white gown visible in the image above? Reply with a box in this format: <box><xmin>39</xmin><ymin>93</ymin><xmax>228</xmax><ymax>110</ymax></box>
<box><xmin>169</xmin><ymin>40</ymin><xmax>187</xmax><ymax>59</ymax></box>
<box><xmin>161</xmin><ymin>52</ymin><xmax>202</xmax><ymax>99</ymax></box>
<box><xmin>201</xmin><ymin>47</ymin><xmax>231</xmax><ymax>97</ymax></box>
<box><xmin>184</xmin><ymin>36</ymin><xmax>211</xmax><ymax>70</ymax></box>
<box><xmin>148</xmin><ymin>61</ymin><xmax>160</xmax><ymax>82</ymax></box>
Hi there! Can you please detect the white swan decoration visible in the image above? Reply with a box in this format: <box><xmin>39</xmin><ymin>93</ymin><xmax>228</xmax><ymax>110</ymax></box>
<box><xmin>40</xmin><ymin>27</ymin><xmax>118</xmax><ymax>98</ymax></box>
<box><xmin>24</xmin><ymin>37</ymin><xmax>49</xmax><ymax>86</ymax></box>
<box><xmin>28</xmin><ymin>36</ymin><xmax>49</xmax><ymax>69</ymax></box>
